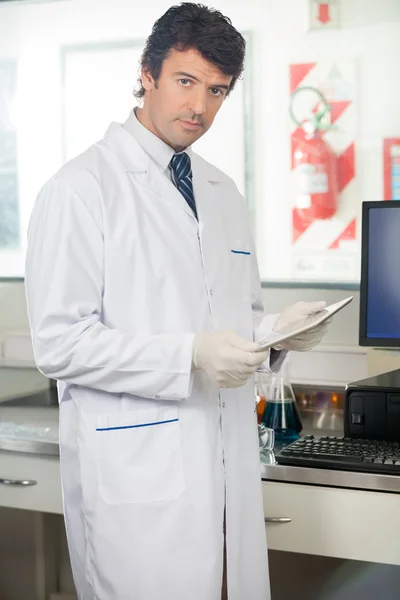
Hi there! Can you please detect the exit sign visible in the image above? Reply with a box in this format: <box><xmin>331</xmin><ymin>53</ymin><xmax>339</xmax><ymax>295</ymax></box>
<box><xmin>307</xmin><ymin>0</ymin><xmax>339</xmax><ymax>31</ymax></box>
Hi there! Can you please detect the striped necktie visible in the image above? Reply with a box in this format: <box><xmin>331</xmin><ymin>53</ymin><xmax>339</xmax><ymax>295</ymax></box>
<box><xmin>169</xmin><ymin>152</ymin><xmax>198</xmax><ymax>219</ymax></box>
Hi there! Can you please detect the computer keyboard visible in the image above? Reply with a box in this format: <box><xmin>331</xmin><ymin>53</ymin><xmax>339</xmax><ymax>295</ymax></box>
<box><xmin>275</xmin><ymin>434</ymin><xmax>400</xmax><ymax>475</ymax></box>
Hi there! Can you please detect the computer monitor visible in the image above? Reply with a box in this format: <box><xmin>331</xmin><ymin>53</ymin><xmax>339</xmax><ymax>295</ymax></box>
<box><xmin>359</xmin><ymin>200</ymin><xmax>400</xmax><ymax>347</ymax></box>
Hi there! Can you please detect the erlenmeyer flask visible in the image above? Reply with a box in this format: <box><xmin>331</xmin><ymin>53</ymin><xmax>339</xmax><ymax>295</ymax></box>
<box><xmin>261</xmin><ymin>363</ymin><xmax>302</xmax><ymax>442</ymax></box>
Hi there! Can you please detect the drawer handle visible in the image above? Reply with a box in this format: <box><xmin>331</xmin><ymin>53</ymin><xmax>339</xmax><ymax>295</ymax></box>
<box><xmin>0</xmin><ymin>478</ymin><xmax>37</xmax><ymax>487</ymax></box>
<box><xmin>265</xmin><ymin>517</ymin><xmax>291</xmax><ymax>523</ymax></box>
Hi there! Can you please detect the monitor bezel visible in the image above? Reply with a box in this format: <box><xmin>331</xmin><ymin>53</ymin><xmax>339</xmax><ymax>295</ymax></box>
<box><xmin>359</xmin><ymin>200</ymin><xmax>400</xmax><ymax>347</ymax></box>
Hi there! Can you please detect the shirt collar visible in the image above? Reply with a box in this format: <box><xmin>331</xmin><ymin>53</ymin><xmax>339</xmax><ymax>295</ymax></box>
<box><xmin>123</xmin><ymin>108</ymin><xmax>192</xmax><ymax>173</ymax></box>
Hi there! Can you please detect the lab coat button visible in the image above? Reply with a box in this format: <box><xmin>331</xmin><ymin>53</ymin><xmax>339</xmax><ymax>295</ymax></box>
<box><xmin>222</xmin><ymin>402</ymin><xmax>226</xmax><ymax>408</ymax></box>
<box><xmin>209</xmin><ymin>289</ymin><xmax>213</xmax><ymax>295</ymax></box>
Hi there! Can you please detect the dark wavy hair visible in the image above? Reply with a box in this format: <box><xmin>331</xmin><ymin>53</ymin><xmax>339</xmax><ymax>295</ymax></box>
<box><xmin>134</xmin><ymin>3</ymin><xmax>246</xmax><ymax>100</ymax></box>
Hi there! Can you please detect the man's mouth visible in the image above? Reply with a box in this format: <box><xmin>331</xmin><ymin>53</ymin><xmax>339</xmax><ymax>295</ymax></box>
<box><xmin>179</xmin><ymin>119</ymin><xmax>203</xmax><ymax>130</ymax></box>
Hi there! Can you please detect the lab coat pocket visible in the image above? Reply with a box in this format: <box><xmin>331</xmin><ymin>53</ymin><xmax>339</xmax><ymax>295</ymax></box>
<box><xmin>230</xmin><ymin>248</ymin><xmax>251</xmax><ymax>301</ymax></box>
<box><xmin>95</xmin><ymin>406</ymin><xmax>185</xmax><ymax>505</ymax></box>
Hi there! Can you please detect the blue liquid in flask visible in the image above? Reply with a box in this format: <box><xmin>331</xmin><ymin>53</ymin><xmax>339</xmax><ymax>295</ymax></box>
<box><xmin>262</xmin><ymin>397</ymin><xmax>303</xmax><ymax>442</ymax></box>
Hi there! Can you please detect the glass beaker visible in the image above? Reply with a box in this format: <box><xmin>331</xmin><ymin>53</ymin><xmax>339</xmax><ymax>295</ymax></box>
<box><xmin>261</xmin><ymin>363</ymin><xmax>303</xmax><ymax>442</ymax></box>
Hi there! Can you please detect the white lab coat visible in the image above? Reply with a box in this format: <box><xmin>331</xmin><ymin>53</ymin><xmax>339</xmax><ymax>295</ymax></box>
<box><xmin>25</xmin><ymin>120</ymin><xmax>283</xmax><ymax>600</ymax></box>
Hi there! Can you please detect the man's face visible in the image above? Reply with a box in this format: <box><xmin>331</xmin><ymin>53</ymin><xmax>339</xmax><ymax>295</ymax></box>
<box><xmin>140</xmin><ymin>48</ymin><xmax>232</xmax><ymax>152</ymax></box>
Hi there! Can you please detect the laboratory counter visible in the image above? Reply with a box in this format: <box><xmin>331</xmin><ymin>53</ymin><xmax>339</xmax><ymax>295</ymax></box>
<box><xmin>1</xmin><ymin>382</ymin><xmax>400</xmax><ymax>494</ymax></box>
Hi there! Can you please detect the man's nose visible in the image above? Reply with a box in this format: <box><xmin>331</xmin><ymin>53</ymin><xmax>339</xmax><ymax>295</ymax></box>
<box><xmin>189</xmin><ymin>87</ymin><xmax>207</xmax><ymax>116</ymax></box>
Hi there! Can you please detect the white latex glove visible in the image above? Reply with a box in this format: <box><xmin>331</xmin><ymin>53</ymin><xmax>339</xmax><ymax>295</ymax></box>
<box><xmin>273</xmin><ymin>301</ymin><xmax>330</xmax><ymax>352</ymax></box>
<box><xmin>192</xmin><ymin>331</ymin><xmax>268</xmax><ymax>388</ymax></box>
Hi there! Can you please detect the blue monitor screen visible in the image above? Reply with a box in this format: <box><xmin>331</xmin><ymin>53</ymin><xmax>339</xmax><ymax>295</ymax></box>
<box><xmin>366</xmin><ymin>206</ymin><xmax>400</xmax><ymax>339</ymax></box>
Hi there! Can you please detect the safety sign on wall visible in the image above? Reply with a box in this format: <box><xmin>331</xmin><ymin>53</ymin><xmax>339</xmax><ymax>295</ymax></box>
<box><xmin>307</xmin><ymin>0</ymin><xmax>339</xmax><ymax>31</ymax></box>
<box><xmin>289</xmin><ymin>59</ymin><xmax>358</xmax><ymax>282</ymax></box>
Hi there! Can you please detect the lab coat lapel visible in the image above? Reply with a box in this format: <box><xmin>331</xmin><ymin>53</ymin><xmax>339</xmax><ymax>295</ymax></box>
<box><xmin>104</xmin><ymin>122</ymin><xmax>195</xmax><ymax>220</ymax></box>
<box><xmin>146</xmin><ymin>159</ymin><xmax>196</xmax><ymax>219</ymax></box>
<box><xmin>192</xmin><ymin>156</ymin><xmax>227</xmax><ymax>292</ymax></box>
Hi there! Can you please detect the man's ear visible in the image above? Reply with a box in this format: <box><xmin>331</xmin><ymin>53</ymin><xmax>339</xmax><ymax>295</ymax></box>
<box><xmin>141</xmin><ymin>68</ymin><xmax>155</xmax><ymax>92</ymax></box>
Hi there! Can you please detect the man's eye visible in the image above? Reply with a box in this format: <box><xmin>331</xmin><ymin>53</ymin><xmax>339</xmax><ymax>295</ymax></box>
<box><xmin>210</xmin><ymin>88</ymin><xmax>223</xmax><ymax>97</ymax></box>
<box><xmin>179</xmin><ymin>79</ymin><xmax>191</xmax><ymax>86</ymax></box>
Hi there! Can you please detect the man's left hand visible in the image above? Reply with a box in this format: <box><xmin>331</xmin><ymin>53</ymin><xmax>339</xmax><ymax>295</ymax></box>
<box><xmin>273</xmin><ymin>301</ymin><xmax>330</xmax><ymax>352</ymax></box>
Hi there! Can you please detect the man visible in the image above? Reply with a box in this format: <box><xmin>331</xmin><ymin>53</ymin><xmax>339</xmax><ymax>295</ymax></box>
<box><xmin>25</xmin><ymin>4</ymin><xmax>328</xmax><ymax>599</ymax></box>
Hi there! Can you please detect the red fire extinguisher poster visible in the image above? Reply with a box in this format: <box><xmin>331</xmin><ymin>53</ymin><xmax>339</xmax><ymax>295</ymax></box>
<box><xmin>289</xmin><ymin>59</ymin><xmax>358</xmax><ymax>282</ymax></box>
<box><xmin>290</xmin><ymin>86</ymin><xmax>338</xmax><ymax>222</ymax></box>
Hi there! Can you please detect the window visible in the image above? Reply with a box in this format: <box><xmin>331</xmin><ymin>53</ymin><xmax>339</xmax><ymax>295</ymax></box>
<box><xmin>0</xmin><ymin>60</ymin><xmax>19</xmax><ymax>264</ymax></box>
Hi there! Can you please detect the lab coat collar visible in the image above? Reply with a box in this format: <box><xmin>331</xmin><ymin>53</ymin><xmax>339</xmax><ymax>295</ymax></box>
<box><xmin>123</xmin><ymin>108</ymin><xmax>179</xmax><ymax>174</ymax></box>
<box><xmin>104</xmin><ymin>113</ymin><xmax>225</xmax><ymax>183</ymax></box>
<box><xmin>104</xmin><ymin>121</ymin><xmax>149</xmax><ymax>174</ymax></box>
<box><xmin>103</xmin><ymin>121</ymin><xmax>192</xmax><ymax>220</ymax></box>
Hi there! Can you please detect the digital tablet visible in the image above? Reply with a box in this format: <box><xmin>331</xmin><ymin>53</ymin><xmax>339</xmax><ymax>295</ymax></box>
<box><xmin>257</xmin><ymin>296</ymin><xmax>353</xmax><ymax>351</ymax></box>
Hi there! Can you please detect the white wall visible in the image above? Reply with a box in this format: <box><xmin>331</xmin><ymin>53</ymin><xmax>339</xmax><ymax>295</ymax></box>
<box><xmin>0</xmin><ymin>279</ymin><xmax>360</xmax><ymax>345</ymax></box>
<box><xmin>2</xmin><ymin>0</ymin><xmax>399</xmax><ymax>381</ymax></box>
<box><xmin>0</xmin><ymin>280</ymin><xmax>367</xmax><ymax>387</ymax></box>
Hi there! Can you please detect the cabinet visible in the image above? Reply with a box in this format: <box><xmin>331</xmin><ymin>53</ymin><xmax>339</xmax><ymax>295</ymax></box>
<box><xmin>263</xmin><ymin>481</ymin><xmax>400</xmax><ymax>565</ymax></box>
<box><xmin>0</xmin><ymin>450</ymin><xmax>63</xmax><ymax>514</ymax></box>
<box><xmin>0</xmin><ymin>450</ymin><xmax>64</xmax><ymax>600</ymax></box>
<box><xmin>2</xmin><ymin>455</ymin><xmax>400</xmax><ymax>598</ymax></box>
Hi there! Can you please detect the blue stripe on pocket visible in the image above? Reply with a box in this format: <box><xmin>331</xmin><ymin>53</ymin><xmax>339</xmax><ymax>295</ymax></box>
<box><xmin>231</xmin><ymin>249</ymin><xmax>251</xmax><ymax>255</ymax></box>
<box><xmin>96</xmin><ymin>418</ymin><xmax>179</xmax><ymax>432</ymax></box>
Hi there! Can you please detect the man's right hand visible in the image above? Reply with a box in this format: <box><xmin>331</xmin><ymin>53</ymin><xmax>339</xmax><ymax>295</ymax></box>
<box><xmin>192</xmin><ymin>331</ymin><xmax>268</xmax><ymax>388</ymax></box>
